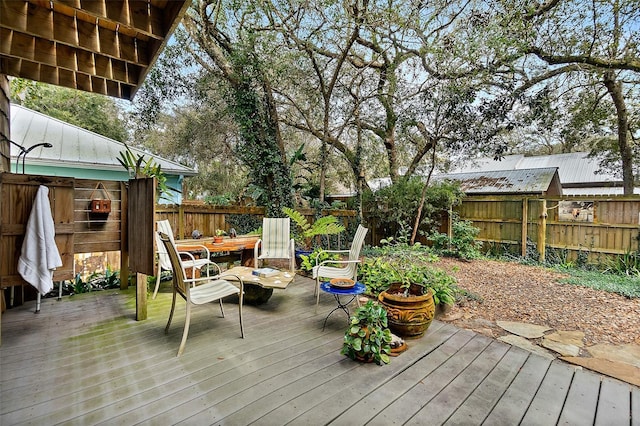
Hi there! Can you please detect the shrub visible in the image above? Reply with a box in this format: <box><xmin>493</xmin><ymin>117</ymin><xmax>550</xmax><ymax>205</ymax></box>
<box><xmin>429</xmin><ymin>217</ymin><xmax>482</xmax><ymax>260</ymax></box>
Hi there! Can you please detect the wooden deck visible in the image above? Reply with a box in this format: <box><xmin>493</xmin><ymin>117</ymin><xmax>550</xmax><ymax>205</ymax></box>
<box><xmin>2</xmin><ymin>275</ymin><xmax>638</xmax><ymax>425</ymax></box>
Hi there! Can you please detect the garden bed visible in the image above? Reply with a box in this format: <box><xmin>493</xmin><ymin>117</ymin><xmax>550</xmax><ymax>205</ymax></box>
<box><xmin>434</xmin><ymin>257</ymin><xmax>640</xmax><ymax>346</ymax></box>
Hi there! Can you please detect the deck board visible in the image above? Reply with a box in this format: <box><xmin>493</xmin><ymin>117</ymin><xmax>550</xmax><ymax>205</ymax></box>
<box><xmin>1</xmin><ymin>274</ymin><xmax>638</xmax><ymax>425</ymax></box>
<box><xmin>595</xmin><ymin>377</ymin><xmax>632</xmax><ymax>426</ymax></box>
<box><xmin>520</xmin><ymin>361</ymin><xmax>576</xmax><ymax>425</ymax></box>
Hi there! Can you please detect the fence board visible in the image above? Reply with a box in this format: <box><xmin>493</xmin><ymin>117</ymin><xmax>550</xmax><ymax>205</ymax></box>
<box><xmin>455</xmin><ymin>195</ymin><xmax>640</xmax><ymax>263</ymax></box>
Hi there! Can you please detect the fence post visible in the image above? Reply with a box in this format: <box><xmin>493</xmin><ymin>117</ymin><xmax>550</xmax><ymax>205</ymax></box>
<box><xmin>178</xmin><ymin>204</ymin><xmax>185</xmax><ymax>240</ymax></box>
<box><xmin>521</xmin><ymin>197</ymin><xmax>528</xmax><ymax>257</ymax></box>
<box><xmin>538</xmin><ymin>199</ymin><xmax>547</xmax><ymax>262</ymax></box>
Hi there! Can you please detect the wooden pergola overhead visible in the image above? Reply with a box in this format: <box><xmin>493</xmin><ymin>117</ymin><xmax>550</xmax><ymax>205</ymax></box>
<box><xmin>0</xmin><ymin>0</ymin><xmax>190</xmax><ymax>100</ymax></box>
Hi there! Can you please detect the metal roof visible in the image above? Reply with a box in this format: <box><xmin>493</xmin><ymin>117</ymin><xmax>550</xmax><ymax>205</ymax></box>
<box><xmin>9</xmin><ymin>104</ymin><xmax>196</xmax><ymax>176</ymax></box>
<box><xmin>436</xmin><ymin>167</ymin><xmax>562</xmax><ymax>195</ymax></box>
<box><xmin>454</xmin><ymin>152</ymin><xmax>618</xmax><ymax>185</ymax></box>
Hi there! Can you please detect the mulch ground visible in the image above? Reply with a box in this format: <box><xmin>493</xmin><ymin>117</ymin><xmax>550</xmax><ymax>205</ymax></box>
<box><xmin>432</xmin><ymin>257</ymin><xmax>640</xmax><ymax>346</ymax></box>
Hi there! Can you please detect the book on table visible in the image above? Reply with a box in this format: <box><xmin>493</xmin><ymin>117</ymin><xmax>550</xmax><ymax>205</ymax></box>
<box><xmin>252</xmin><ymin>267</ymin><xmax>280</xmax><ymax>278</ymax></box>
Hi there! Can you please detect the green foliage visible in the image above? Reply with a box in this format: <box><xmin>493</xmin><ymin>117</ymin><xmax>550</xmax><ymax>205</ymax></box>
<box><xmin>58</xmin><ymin>268</ymin><xmax>120</xmax><ymax>297</ymax></box>
<box><xmin>341</xmin><ymin>301</ymin><xmax>392</xmax><ymax>365</ymax></box>
<box><xmin>10</xmin><ymin>78</ymin><xmax>127</xmax><ymax>142</ymax></box>
<box><xmin>282</xmin><ymin>207</ymin><xmax>345</xmax><ymax>249</ymax></box>
<box><xmin>225</xmin><ymin>51</ymin><xmax>293</xmax><ymax>215</ymax></box>
<box><xmin>558</xmin><ymin>269</ymin><xmax>640</xmax><ymax>299</ymax></box>
<box><xmin>603</xmin><ymin>250</ymin><xmax>640</xmax><ymax>277</ymax></box>
<box><xmin>204</xmin><ymin>194</ymin><xmax>232</xmax><ymax>206</ymax></box>
<box><xmin>429</xmin><ymin>217</ymin><xmax>482</xmax><ymax>260</ymax></box>
<box><xmin>363</xmin><ymin>180</ymin><xmax>464</xmax><ymax>239</ymax></box>
<box><xmin>299</xmin><ymin>248</ymin><xmax>340</xmax><ymax>274</ymax></box>
<box><xmin>225</xmin><ymin>214</ymin><xmax>262</xmax><ymax>235</ymax></box>
<box><xmin>117</xmin><ymin>145</ymin><xmax>172</xmax><ymax>201</ymax></box>
<box><xmin>359</xmin><ymin>238</ymin><xmax>457</xmax><ymax>306</ymax></box>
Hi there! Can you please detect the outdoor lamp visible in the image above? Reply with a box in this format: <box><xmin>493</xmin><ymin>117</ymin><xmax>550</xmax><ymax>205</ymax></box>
<box><xmin>19</xmin><ymin>142</ymin><xmax>53</xmax><ymax>173</ymax></box>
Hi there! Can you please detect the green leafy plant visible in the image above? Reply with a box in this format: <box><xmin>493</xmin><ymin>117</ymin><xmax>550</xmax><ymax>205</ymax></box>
<box><xmin>215</xmin><ymin>229</ymin><xmax>227</xmax><ymax>237</ymax></box>
<box><xmin>603</xmin><ymin>250</ymin><xmax>640</xmax><ymax>276</ymax></box>
<box><xmin>359</xmin><ymin>258</ymin><xmax>458</xmax><ymax>306</ymax></box>
<box><xmin>341</xmin><ymin>300</ymin><xmax>392</xmax><ymax>365</ymax></box>
<box><xmin>282</xmin><ymin>207</ymin><xmax>345</xmax><ymax>249</ymax></box>
<box><xmin>429</xmin><ymin>217</ymin><xmax>482</xmax><ymax>260</ymax></box>
<box><xmin>117</xmin><ymin>145</ymin><xmax>172</xmax><ymax>201</ymax></box>
<box><xmin>299</xmin><ymin>248</ymin><xmax>340</xmax><ymax>274</ymax></box>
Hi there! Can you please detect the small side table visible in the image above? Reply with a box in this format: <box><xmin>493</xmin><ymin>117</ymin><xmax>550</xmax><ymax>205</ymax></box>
<box><xmin>320</xmin><ymin>281</ymin><xmax>366</xmax><ymax>331</ymax></box>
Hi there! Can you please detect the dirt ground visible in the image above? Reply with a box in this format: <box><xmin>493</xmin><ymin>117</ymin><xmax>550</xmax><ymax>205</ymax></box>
<box><xmin>433</xmin><ymin>257</ymin><xmax>640</xmax><ymax>346</ymax></box>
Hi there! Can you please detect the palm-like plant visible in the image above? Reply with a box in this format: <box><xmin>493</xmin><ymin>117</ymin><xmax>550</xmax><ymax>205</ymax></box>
<box><xmin>282</xmin><ymin>207</ymin><xmax>345</xmax><ymax>249</ymax></box>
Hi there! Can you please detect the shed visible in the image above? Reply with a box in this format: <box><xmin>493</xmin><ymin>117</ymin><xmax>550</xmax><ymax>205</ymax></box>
<box><xmin>9</xmin><ymin>105</ymin><xmax>196</xmax><ymax>204</ymax></box>
<box><xmin>453</xmin><ymin>152</ymin><xmax>638</xmax><ymax>195</ymax></box>
<box><xmin>435</xmin><ymin>167</ymin><xmax>563</xmax><ymax>196</ymax></box>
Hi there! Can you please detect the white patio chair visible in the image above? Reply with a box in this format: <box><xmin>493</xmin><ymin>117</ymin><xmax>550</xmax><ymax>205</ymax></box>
<box><xmin>153</xmin><ymin>220</ymin><xmax>213</xmax><ymax>299</ymax></box>
<box><xmin>313</xmin><ymin>224</ymin><xmax>368</xmax><ymax>310</ymax></box>
<box><xmin>254</xmin><ymin>217</ymin><xmax>295</xmax><ymax>272</ymax></box>
<box><xmin>158</xmin><ymin>232</ymin><xmax>244</xmax><ymax>357</ymax></box>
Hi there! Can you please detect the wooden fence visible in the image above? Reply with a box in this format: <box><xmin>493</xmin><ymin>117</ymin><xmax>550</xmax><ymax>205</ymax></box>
<box><xmin>155</xmin><ymin>202</ymin><xmax>359</xmax><ymax>244</ymax></box>
<box><xmin>457</xmin><ymin>195</ymin><xmax>640</xmax><ymax>263</ymax></box>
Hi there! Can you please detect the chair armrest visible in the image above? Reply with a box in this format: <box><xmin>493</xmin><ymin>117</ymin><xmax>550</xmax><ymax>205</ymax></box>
<box><xmin>177</xmin><ymin>243</ymin><xmax>211</xmax><ymax>259</ymax></box>
<box><xmin>314</xmin><ymin>249</ymin><xmax>350</xmax><ymax>263</ymax></box>
<box><xmin>254</xmin><ymin>239</ymin><xmax>262</xmax><ymax>268</ymax></box>
<box><xmin>217</xmin><ymin>273</ymin><xmax>244</xmax><ymax>291</ymax></box>
<box><xmin>318</xmin><ymin>259</ymin><xmax>362</xmax><ymax>267</ymax></box>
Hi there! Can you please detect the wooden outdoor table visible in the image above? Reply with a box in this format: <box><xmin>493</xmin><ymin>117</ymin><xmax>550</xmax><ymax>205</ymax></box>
<box><xmin>176</xmin><ymin>236</ymin><xmax>260</xmax><ymax>267</ymax></box>
<box><xmin>222</xmin><ymin>266</ymin><xmax>295</xmax><ymax>305</ymax></box>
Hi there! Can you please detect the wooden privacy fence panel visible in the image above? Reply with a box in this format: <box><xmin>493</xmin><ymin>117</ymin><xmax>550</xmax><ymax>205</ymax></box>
<box><xmin>0</xmin><ymin>173</ymin><xmax>75</xmax><ymax>288</ymax></box>
<box><xmin>456</xmin><ymin>195</ymin><xmax>640</xmax><ymax>263</ymax></box>
<box><xmin>128</xmin><ymin>178</ymin><xmax>155</xmax><ymax>276</ymax></box>
<box><xmin>74</xmin><ymin>179</ymin><xmax>124</xmax><ymax>253</ymax></box>
<box><xmin>155</xmin><ymin>203</ymin><xmax>358</xmax><ymax>242</ymax></box>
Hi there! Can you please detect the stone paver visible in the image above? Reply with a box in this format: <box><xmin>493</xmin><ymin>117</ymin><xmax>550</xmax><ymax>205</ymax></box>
<box><xmin>586</xmin><ymin>343</ymin><xmax>640</xmax><ymax>368</ymax></box>
<box><xmin>496</xmin><ymin>321</ymin><xmax>552</xmax><ymax>339</ymax></box>
<box><xmin>498</xmin><ymin>334</ymin><xmax>555</xmax><ymax>360</ymax></box>
<box><xmin>544</xmin><ymin>330</ymin><xmax>585</xmax><ymax>346</ymax></box>
<box><xmin>561</xmin><ymin>356</ymin><xmax>640</xmax><ymax>387</ymax></box>
<box><xmin>541</xmin><ymin>338</ymin><xmax>581</xmax><ymax>357</ymax></box>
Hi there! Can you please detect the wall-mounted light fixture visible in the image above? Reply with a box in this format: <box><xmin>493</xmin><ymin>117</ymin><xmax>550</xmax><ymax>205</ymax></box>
<box><xmin>2</xmin><ymin>136</ymin><xmax>53</xmax><ymax>173</ymax></box>
<box><xmin>19</xmin><ymin>142</ymin><xmax>53</xmax><ymax>173</ymax></box>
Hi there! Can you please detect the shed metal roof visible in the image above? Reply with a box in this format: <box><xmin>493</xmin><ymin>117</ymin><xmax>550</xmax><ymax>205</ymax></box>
<box><xmin>454</xmin><ymin>152</ymin><xmax>617</xmax><ymax>185</ymax></box>
<box><xmin>436</xmin><ymin>167</ymin><xmax>562</xmax><ymax>195</ymax></box>
<box><xmin>9</xmin><ymin>104</ymin><xmax>195</xmax><ymax>176</ymax></box>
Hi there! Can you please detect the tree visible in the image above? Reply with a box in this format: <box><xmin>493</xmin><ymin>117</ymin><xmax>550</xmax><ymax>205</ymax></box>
<box><xmin>489</xmin><ymin>0</ymin><xmax>639</xmax><ymax>194</ymax></box>
<box><xmin>10</xmin><ymin>79</ymin><xmax>127</xmax><ymax>142</ymax></box>
<box><xmin>180</xmin><ymin>0</ymin><xmax>294</xmax><ymax>214</ymax></box>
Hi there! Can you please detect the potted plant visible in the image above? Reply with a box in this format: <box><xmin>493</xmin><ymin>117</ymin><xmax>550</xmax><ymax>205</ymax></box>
<box><xmin>360</xmin><ymin>258</ymin><xmax>457</xmax><ymax>339</ymax></box>
<box><xmin>213</xmin><ymin>229</ymin><xmax>226</xmax><ymax>243</ymax></box>
<box><xmin>341</xmin><ymin>300</ymin><xmax>392</xmax><ymax>365</ymax></box>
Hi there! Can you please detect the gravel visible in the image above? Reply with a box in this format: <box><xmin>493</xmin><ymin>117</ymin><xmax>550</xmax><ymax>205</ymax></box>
<box><xmin>433</xmin><ymin>257</ymin><xmax>640</xmax><ymax>346</ymax></box>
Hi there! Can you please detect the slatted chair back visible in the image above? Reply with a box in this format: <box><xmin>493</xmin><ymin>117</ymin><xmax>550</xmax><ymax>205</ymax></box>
<box><xmin>261</xmin><ymin>218</ymin><xmax>291</xmax><ymax>258</ymax></box>
<box><xmin>255</xmin><ymin>217</ymin><xmax>296</xmax><ymax>272</ymax></box>
<box><xmin>313</xmin><ymin>224</ymin><xmax>369</xmax><ymax>310</ymax></box>
<box><xmin>159</xmin><ymin>232</ymin><xmax>188</xmax><ymax>298</ymax></box>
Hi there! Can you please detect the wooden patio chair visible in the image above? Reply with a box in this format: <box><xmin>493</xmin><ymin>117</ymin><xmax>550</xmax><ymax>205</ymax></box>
<box><xmin>158</xmin><ymin>232</ymin><xmax>245</xmax><ymax>357</ymax></box>
<box><xmin>153</xmin><ymin>219</ymin><xmax>214</xmax><ymax>299</ymax></box>
<box><xmin>254</xmin><ymin>217</ymin><xmax>296</xmax><ymax>272</ymax></box>
<box><xmin>313</xmin><ymin>224</ymin><xmax>368</xmax><ymax>310</ymax></box>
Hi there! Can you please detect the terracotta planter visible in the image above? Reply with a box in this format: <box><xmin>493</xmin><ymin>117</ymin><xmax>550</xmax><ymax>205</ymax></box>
<box><xmin>378</xmin><ymin>283</ymin><xmax>435</xmax><ymax>339</ymax></box>
<box><xmin>213</xmin><ymin>236</ymin><xmax>223</xmax><ymax>243</ymax></box>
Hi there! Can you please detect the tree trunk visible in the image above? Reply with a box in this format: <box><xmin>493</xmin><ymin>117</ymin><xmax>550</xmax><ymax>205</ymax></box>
<box><xmin>603</xmin><ymin>71</ymin><xmax>634</xmax><ymax>195</ymax></box>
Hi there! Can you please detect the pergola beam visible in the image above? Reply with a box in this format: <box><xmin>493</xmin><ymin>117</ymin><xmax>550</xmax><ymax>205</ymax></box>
<box><xmin>0</xmin><ymin>0</ymin><xmax>189</xmax><ymax>100</ymax></box>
